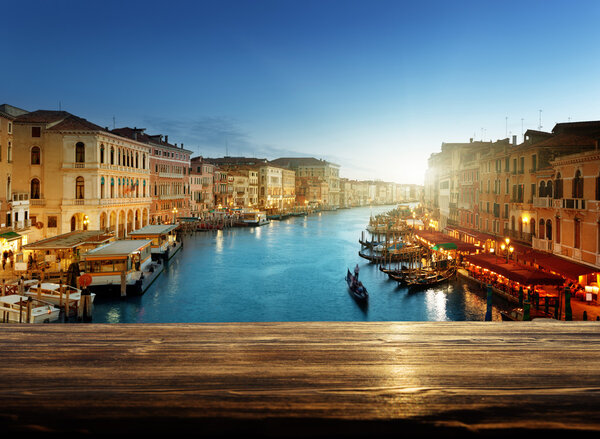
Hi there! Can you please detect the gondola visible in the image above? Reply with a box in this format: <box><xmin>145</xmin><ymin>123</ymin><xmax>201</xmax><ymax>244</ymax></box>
<box><xmin>346</xmin><ymin>269</ymin><xmax>368</xmax><ymax>302</ymax></box>
<box><xmin>406</xmin><ymin>266</ymin><xmax>456</xmax><ymax>289</ymax></box>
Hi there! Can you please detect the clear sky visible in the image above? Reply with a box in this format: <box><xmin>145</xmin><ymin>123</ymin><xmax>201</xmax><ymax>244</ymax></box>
<box><xmin>3</xmin><ymin>0</ymin><xmax>600</xmax><ymax>184</ymax></box>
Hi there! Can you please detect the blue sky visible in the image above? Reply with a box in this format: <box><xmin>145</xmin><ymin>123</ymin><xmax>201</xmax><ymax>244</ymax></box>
<box><xmin>3</xmin><ymin>0</ymin><xmax>600</xmax><ymax>184</ymax></box>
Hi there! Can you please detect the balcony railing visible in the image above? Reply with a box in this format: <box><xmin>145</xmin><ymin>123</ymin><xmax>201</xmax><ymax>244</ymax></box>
<box><xmin>533</xmin><ymin>197</ymin><xmax>552</xmax><ymax>208</ymax></box>
<box><xmin>503</xmin><ymin>228</ymin><xmax>532</xmax><ymax>244</ymax></box>
<box><xmin>532</xmin><ymin>237</ymin><xmax>553</xmax><ymax>252</ymax></box>
<box><xmin>12</xmin><ymin>219</ymin><xmax>31</xmax><ymax>230</ymax></box>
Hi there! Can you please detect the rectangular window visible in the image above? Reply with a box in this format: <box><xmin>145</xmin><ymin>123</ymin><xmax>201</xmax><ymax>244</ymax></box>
<box><xmin>32</xmin><ymin>126</ymin><xmax>41</xmax><ymax>137</ymax></box>
<box><xmin>48</xmin><ymin>216</ymin><xmax>57</xmax><ymax>228</ymax></box>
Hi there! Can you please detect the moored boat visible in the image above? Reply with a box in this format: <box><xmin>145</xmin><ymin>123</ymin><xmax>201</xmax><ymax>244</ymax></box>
<box><xmin>0</xmin><ymin>294</ymin><xmax>60</xmax><ymax>323</ymax></box>
<box><xmin>240</xmin><ymin>210</ymin><xmax>269</xmax><ymax>226</ymax></box>
<box><xmin>81</xmin><ymin>240</ymin><xmax>164</xmax><ymax>295</ymax></box>
<box><xmin>21</xmin><ymin>281</ymin><xmax>96</xmax><ymax>315</ymax></box>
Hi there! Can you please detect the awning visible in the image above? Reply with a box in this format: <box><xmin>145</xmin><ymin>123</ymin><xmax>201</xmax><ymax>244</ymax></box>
<box><xmin>466</xmin><ymin>253</ymin><xmax>565</xmax><ymax>286</ymax></box>
<box><xmin>415</xmin><ymin>230</ymin><xmax>478</xmax><ymax>253</ymax></box>
<box><xmin>0</xmin><ymin>231</ymin><xmax>21</xmax><ymax>241</ymax></box>
<box><xmin>432</xmin><ymin>243</ymin><xmax>458</xmax><ymax>251</ymax></box>
<box><xmin>517</xmin><ymin>251</ymin><xmax>598</xmax><ymax>280</ymax></box>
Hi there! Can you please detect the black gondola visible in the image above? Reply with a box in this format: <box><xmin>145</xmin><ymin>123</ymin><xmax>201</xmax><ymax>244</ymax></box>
<box><xmin>346</xmin><ymin>269</ymin><xmax>368</xmax><ymax>302</ymax></box>
<box><xmin>406</xmin><ymin>266</ymin><xmax>457</xmax><ymax>289</ymax></box>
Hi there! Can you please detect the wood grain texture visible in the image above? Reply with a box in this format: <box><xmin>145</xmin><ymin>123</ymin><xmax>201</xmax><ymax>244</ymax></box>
<box><xmin>1</xmin><ymin>321</ymin><xmax>600</xmax><ymax>436</ymax></box>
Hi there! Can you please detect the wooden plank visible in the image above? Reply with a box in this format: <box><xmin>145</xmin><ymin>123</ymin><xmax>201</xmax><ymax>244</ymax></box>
<box><xmin>0</xmin><ymin>322</ymin><xmax>600</xmax><ymax>436</ymax></box>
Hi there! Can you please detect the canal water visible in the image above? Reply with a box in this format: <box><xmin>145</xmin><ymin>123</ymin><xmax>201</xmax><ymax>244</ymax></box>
<box><xmin>92</xmin><ymin>206</ymin><xmax>510</xmax><ymax>323</ymax></box>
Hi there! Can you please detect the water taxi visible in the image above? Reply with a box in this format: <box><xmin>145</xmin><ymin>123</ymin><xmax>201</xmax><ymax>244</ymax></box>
<box><xmin>128</xmin><ymin>224</ymin><xmax>181</xmax><ymax>261</ymax></box>
<box><xmin>240</xmin><ymin>210</ymin><xmax>269</xmax><ymax>226</ymax></box>
<box><xmin>81</xmin><ymin>240</ymin><xmax>164</xmax><ymax>295</ymax></box>
<box><xmin>0</xmin><ymin>294</ymin><xmax>60</xmax><ymax>323</ymax></box>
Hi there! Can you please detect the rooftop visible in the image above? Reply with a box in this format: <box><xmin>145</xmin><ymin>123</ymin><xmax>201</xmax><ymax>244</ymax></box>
<box><xmin>84</xmin><ymin>239</ymin><xmax>152</xmax><ymax>257</ymax></box>
<box><xmin>23</xmin><ymin>230</ymin><xmax>114</xmax><ymax>250</ymax></box>
<box><xmin>128</xmin><ymin>225</ymin><xmax>178</xmax><ymax>236</ymax></box>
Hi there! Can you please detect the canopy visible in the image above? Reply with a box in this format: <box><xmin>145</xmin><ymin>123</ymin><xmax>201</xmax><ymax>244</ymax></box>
<box><xmin>466</xmin><ymin>253</ymin><xmax>565</xmax><ymax>286</ymax></box>
<box><xmin>415</xmin><ymin>230</ymin><xmax>477</xmax><ymax>253</ymax></box>
<box><xmin>0</xmin><ymin>231</ymin><xmax>21</xmax><ymax>241</ymax></box>
<box><xmin>432</xmin><ymin>243</ymin><xmax>457</xmax><ymax>251</ymax></box>
<box><xmin>517</xmin><ymin>251</ymin><xmax>598</xmax><ymax>280</ymax></box>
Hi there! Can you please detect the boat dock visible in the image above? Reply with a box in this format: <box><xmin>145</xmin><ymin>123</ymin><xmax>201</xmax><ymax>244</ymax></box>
<box><xmin>1</xmin><ymin>322</ymin><xmax>599</xmax><ymax>436</ymax></box>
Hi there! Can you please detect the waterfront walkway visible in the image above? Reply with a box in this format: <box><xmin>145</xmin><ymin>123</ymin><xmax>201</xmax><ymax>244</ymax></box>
<box><xmin>2</xmin><ymin>322</ymin><xmax>600</xmax><ymax>436</ymax></box>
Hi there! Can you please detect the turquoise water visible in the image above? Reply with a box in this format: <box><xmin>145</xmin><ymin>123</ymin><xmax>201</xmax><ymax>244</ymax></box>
<box><xmin>92</xmin><ymin>206</ymin><xmax>508</xmax><ymax>323</ymax></box>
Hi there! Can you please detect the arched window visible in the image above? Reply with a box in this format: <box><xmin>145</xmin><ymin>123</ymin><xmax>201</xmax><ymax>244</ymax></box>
<box><xmin>100</xmin><ymin>145</ymin><xmax>105</xmax><ymax>164</ymax></box>
<box><xmin>31</xmin><ymin>146</ymin><xmax>41</xmax><ymax>165</ymax></box>
<box><xmin>546</xmin><ymin>180</ymin><xmax>553</xmax><ymax>198</ymax></box>
<box><xmin>539</xmin><ymin>181</ymin><xmax>546</xmax><ymax>198</ymax></box>
<box><xmin>573</xmin><ymin>170</ymin><xmax>583</xmax><ymax>198</ymax></box>
<box><xmin>70</xmin><ymin>216</ymin><xmax>76</xmax><ymax>232</ymax></box>
<box><xmin>75</xmin><ymin>142</ymin><xmax>85</xmax><ymax>163</ymax></box>
<box><xmin>531</xmin><ymin>218</ymin><xmax>536</xmax><ymax>237</ymax></box>
<box><xmin>574</xmin><ymin>218</ymin><xmax>581</xmax><ymax>249</ymax></box>
<box><xmin>546</xmin><ymin>219</ymin><xmax>552</xmax><ymax>241</ymax></box>
<box><xmin>539</xmin><ymin>219</ymin><xmax>545</xmax><ymax>239</ymax></box>
<box><xmin>511</xmin><ymin>216</ymin><xmax>515</xmax><ymax>231</ymax></box>
<box><xmin>110</xmin><ymin>177</ymin><xmax>114</xmax><ymax>198</ymax></box>
<box><xmin>75</xmin><ymin>176</ymin><xmax>85</xmax><ymax>199</ymax></box>
<box><xmin>30</xmin><ymin>178</ymin><xmax>40</xmax><ymax>199</ymax></box>
<box><xmin>135</xmin><ymin>152</ymin><xmax>139</xmax><ymax>168</ymax></box>
<box><xmin>142</xmin><ymin>154</ymin><xmax>146</xmax><ymax>169</ymax></box>
<box><xmin>110</xmin><ymin>146</ymin><xmax>115</xmax><ymax>165</ymax></box>
<box><xmin>556</xmin><ymin>217</ymin><xmax>561</xmax><ymax>243</ymax></box>
<box><xmin>556</xmin><ymin>173</ymin><xmax>563</xmax><ymax>199</ymax></box>
<box><xmin>100</xmin><ymin>176</ymin><xmax>105</xmax><ymax>199</ymax></box>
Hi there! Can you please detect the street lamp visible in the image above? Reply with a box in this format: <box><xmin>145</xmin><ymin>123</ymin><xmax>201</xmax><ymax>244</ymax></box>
<box><xmin>172</xmin><ymin>207</ymin><xmax>178</xmax><ymax>224</ymax></box>
<box><xmin>83</xmin><ymin>215</ymin><xmax>89</xmax><ymax>231</ymax></box>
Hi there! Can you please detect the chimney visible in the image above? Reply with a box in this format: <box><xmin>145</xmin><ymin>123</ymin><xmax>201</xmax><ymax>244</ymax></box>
<box><xmin>165</xmin><ymin>135</ymin><xmax>168</xmax><ymax>143</ymax></box>
<box><xmin>181</xmin><ymin>143</ymin><xmax>184</xmax><ymax>149</ymax></box>
<box><xmin>469</xmin><ymin>138</ymin><xmax>473</xmax><ymax>143</ymax></box>
<box><xmin>133</xmin><ymin>126</ymin><xmax>137</xmax><ymax>141</ymax></box>
<box><xmin>512</xmin><ymin>135</ymin><xmax>517</xmax><ymax>145</ymax></box>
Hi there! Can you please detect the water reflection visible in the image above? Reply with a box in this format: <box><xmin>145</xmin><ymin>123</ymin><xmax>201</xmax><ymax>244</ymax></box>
<box><xmin>425</xmin><ymin>290</ymin><xmax>447</xmax><ymax>321</ymax></box>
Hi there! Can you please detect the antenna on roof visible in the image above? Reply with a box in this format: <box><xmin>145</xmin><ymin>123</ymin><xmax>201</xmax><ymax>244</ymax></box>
<box><xmin>113</xmin><ymin>116</ymin><xmax>116</xmax><ymax>130</ymax></box>
<box><xmin>58</xmin><ymin>101</ymin><xmax>61</xmax><ymax>111</ymax></box>
<box><xmin>538</xmin><ymin>109</ymin><xmax>542</xmax><ymax>130</ymax></box>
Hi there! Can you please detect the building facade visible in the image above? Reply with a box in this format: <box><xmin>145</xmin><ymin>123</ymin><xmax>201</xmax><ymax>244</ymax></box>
<box><xmin>12</xmin><ymin>111</ymin><xmax>152</xmax><ymax>240</ymax></box>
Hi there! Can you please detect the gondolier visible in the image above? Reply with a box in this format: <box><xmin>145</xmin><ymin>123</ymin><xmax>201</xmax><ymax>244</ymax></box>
<box><xmin>354</xmin><ymin>264</ymin><xmax>359</xmax><ymax>279</ymax></box>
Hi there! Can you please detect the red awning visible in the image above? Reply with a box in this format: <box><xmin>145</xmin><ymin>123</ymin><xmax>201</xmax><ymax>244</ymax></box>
<box><xmin>466</xmin><ymin>253</ymin><xmax>565</xmax><ymax>286</ymax></box>
<box><xmin>516</xmin><ymin>251</ymin><xmax>598</xmax><ymax>280</ymax></box>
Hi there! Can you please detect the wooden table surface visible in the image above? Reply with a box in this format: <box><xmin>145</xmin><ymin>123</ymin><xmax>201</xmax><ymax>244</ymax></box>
<box><xmin>2</xmin><ymin>321</ymin><xmax>600</xmax><ymax>437</ymax></box>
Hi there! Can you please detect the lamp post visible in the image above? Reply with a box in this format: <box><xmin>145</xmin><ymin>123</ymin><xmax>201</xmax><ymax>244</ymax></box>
<box><xmin>172</xmin><ymin>207</ymin><xmax>178</xmax><ymax>224</ymax></box>
<box><xmin>83</xmin><ymin>215</ymin><xmax>89</xmax><ymax>231</ymax></box>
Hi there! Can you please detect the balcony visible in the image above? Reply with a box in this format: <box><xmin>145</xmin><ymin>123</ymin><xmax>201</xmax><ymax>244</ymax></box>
<box><xmin>12</xmin><ymin>219</ymin><xmax>31</xmax><ymax>231</ymax></box>
<box><xmin>532</xmin><ymin>237</ymin><xmax>553</xmax><ymax>252</ymax></box>
<box><xmin>533</xmin><ymin>197</ymin><xmax>552</xmax><ymax>208</ymax></box>
<box><xmin>30</xmin><ymin>198</ymin><xmax>45</xmax><ymax>206</ymax></box>
<box><xmin>503</xmin><ymin>228</ymin><xmax>532</xmax><ymax>244</ymax></box>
